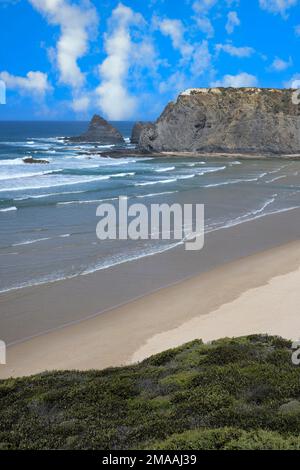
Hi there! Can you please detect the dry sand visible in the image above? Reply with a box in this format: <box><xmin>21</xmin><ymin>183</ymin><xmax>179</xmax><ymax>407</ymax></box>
<box><xmin>1</xmin><ymin>239</ymin><xmax>300</xmax><ymax>379</ymax></box>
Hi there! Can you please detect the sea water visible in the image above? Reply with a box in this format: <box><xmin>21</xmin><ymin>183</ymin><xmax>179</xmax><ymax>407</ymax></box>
<box><xmin>0</xmin><ymin>121</ymin><xmax>300</xmax><ymax>294</ymax></box>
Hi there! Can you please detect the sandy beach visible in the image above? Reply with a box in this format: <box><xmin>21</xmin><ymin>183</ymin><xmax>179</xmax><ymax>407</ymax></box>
<box><xmin>1</xmin><ymin>236</ymin><xmax>300</xmax><ymax>379</ymax></box>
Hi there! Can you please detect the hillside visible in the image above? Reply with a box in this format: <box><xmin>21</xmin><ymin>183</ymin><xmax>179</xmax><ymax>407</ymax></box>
<box><xmin>1</xmin><ymin>335</ymin><xmax>300</xmax><ymax>450</ymax></box>
<box><xmin>139</xmin><ymin>88</ymin><xmax>300</xmax><ymax>155</ymax></box>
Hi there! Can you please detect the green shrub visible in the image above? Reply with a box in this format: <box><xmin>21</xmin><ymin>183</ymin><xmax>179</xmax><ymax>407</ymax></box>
<box><xmin>0</xmin><ymin>335</ymin><xmax>299</xmax><ymax>450</ymax></box>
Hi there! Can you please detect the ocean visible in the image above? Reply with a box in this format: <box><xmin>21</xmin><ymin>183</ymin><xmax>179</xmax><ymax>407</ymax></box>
<box><xmin>1</xmin><ymin>120</ymin><xmax>300</xmax><ymax>295</ymax></box>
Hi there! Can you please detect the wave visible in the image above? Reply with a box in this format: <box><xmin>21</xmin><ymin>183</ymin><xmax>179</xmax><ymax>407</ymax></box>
<box><xmin>187</xmin><ymin>162</ymin><xmax>206</xmax><ymax>166</ymax></box>
<box><xmin>0</xmin><ymin>235</ymin><xmax>186</xmax><ymax>294</ymax></box>
<box><xmin>136</xmin><ymin>191</ymin><xmax>178</xmax><ymax>198</ymax></box>
<box><xmin>266</xmin><ymin>175</ymin><xmax>287</xmax><ymax>183</ymax></box>
<box><xmin>0</xmin><ymin>169</ymin><xmax>62</xmax><ymax>181</ymax></box>
<box><xmin>135</xmin><ymin>178</ymin><xmax>177</xmax><ymax>187</ymax></box>
<box><xmin>57</xmin><ymin>197</ymin><xmax>119</xmax><ymax>206</ymax></box>
<box><xmin>155</xmin><ymin>166</ymin><xmax>176</xmax><ymax>172</ymax></box>
<box><xmin>0</xmin><ymin>158</ymin><xmax>25</xmax><ymax>166</ymax></box>
<box><xmin>197</xmin><ymin>166</ymin><xmax>227</xmax><ymax>175</ymax></box>
<box><xmin>213</xmin><ymin>202</ymin><xmax>299</xmax><ymax>233</ymax></box>
<box><xmin>12</xmin><ymin>237</ymin><xmax>51</xmax><ymax>247</ymax></box>
<box><xmin>14</xmin><ymin>189</ymin><xmax>88</xmax><ymax>201</ymax></box>
<box><xmin>204</xmin><ymin>177</ymin><xmax>259</xmax><ymax>188</ymax></box>
<box><xmin>177</xmin><ymin>174</ymin><xmax>195</xmax><ymax>180</ymax></box>
<box><xmin>0</xmin><ymin>206</ymin><xmax>17</xmax><ymax>212</ymax></box>
<box><xmin>110</xmin><ymin>172</ymin><xmax>135</xmax><ymax>177</ymax></box>
<box><xmin>81</xmin><ymin>239</ymin><xmax>185</xmax><ymax>276</ymax></box>
<box><xmin>0</xmin><ymin>174</ymin><xmax>113</xmax><ymax>192</ymax></box>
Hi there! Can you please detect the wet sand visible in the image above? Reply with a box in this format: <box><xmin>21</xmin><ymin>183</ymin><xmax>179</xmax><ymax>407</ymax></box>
<box><xmin>1</xmin><ymin>208</ymin><xmax>300</xmax><ymax>379</ymax></box>
<box><xmin>2</xmin><ymin>206</ymin><xmax>300</xmax><ymax>345</ymax></box>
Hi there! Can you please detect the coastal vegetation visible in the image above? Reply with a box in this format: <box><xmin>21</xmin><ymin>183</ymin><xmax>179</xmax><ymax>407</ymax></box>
<box><xmin>1</xmin><ymin>335</ymin><xmax>300</xmax><ymax>450</ymax></box>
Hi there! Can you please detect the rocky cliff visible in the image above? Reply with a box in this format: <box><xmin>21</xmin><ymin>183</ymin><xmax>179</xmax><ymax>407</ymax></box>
<box><xmin>130</xmin><ymin>121</ymin><xmax>153</xmax><ymax>144</ymax></box>
<box><xmin>139</xmin><ymin>88</ymin><xmax>300</xmax><ymax>155</ymax></box>
<box><xmin>69</xmin><ymin>115</ymin><xmax>125</xmax><ymax>144</ymax></box>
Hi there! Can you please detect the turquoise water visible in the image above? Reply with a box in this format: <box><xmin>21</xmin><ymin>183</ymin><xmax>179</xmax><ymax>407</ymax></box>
<box><xmin>0</xmin><ymin>121</ymin><xmax>300</xmax><ymax>294</ymax></box>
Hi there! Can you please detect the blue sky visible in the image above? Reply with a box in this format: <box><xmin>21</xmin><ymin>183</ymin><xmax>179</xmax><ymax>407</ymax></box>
<box><xmin>0</xmin><ymin>0</ymin><xmax>299</xmax><ymax>120</ymax></box>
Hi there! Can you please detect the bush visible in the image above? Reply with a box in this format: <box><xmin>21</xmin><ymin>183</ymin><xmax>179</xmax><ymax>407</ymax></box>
<box><xmin>0</xmin><ymin>335</ymin><xmax>299</xmax><ymax>450</ymax></box>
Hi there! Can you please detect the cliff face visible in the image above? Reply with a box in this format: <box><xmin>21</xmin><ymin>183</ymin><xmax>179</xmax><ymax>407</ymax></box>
<box><xmin>130</xmin><ymin>121</ymin><xmax>153</xmax><ymax>144</ymax></box>
<box><xmin>69</xmin><ymin>115</ymin><xmax>125</xmax><ymax>144</ymax></box>
<box><xmin>139</xmin><ymin>88</ymin><xmax>300</xmax><ymax>155</ymax></box>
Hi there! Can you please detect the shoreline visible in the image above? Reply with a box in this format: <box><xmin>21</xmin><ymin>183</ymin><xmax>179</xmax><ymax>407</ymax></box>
<box><xmin>2</xmin><ymin>206</ymin><xmax>300</xmax><ymax>346</ymax></box>
<box><xmin>101</xmin><ymin>148</ymin><xmax>300</xmax><ymax>160</ymax></box>
<box><xmin>1</xmin><ymin>237</ymin><xmax>300</xmax><ymax>379</ymax></box>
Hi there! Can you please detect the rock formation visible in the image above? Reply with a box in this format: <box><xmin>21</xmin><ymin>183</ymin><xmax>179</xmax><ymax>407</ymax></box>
<box><xmin>130</xmin><ymin>121</ymin><xmax>153</xmax><ymax>144</ymax></box>
<box><xmin>68</xmin><ymin>115</ymin><xmax>125</xmax><ymax>144</ymax></box>
<box><xmin>23</xmin><ymin>157</ymin><xmax>49</xmax><ymax>164</ymax></box>
<box><xmin>139</xmin><ymin>88</ymin><xmax>300</xmax><ymax>155</ymax></box>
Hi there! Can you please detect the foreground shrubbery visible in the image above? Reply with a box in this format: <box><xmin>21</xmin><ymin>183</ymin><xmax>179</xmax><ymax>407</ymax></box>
<box><xmin>1</xmin><ymin>335</ymin><xmax>300</xmax><ymax>450</ymax></box>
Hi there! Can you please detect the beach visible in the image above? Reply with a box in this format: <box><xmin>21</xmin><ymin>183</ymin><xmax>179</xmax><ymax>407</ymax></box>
<box><xmin>2</xmin><ymin>124</ymin><xmax>300</xmax><ymax>380</ymax></box>
<box><xmin>1</xmin><ymin>208</ymin><xmax>300</xmax><ymax>379</ymax></box>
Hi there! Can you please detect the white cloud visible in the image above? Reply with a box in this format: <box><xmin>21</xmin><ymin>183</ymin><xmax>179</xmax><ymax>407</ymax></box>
<box><xmin>159</xmin><ymin>71</ymin><xmax>188</xmax><ymax>95</ymax></box>
<box><xmin>192</xmin><ymin>0</ymin><xmax>217</xmax><ymax>37</ymax></box>
<box><xmin>195</xmin><ymin>16</ymin><xmax>215</xmax><ymax>37</ymax></box>
<box><xmin>193</xmin><ymin>0</ymin><xmax>218</xmax><ymax>14</ymax></box>
<box><xmin>28</xmin><ymin>0</ymin><xmax>98</xmax><ymax>90</ymax></box>
<box><xmin>96</xmin><ymin>3</ymin><xmax>143</xmax><ymax>120</ymax></box>
<box><xmin>0</xmin><ymin>71</ymin><xmax>51</xmax><ymax>97</ymax></box>
<box><xmin>71</xmin><ymin>95</ymin><xmax>91</xmax><ymax>113</ymax></box>
<box><xmin>226</xmin><ymin>11</ymin><xmax>240</xmax><ymax>34</ymax></box>
<box><xmin>259</xmin><ymin>0</ymin><xmax>298</xmax><ymax>16</ymax></box>
<box><xmin>284</xmin><ymin>73</ymin><xmax>300</xmax><ymax>87</ymax></box>
<box><xmin>216</xmin><ymin>43</ymin><xmax>255</xmax><ymax>57</ymax></box>
<box><xmin>156</xmin><ymin>15</ymin><xmax>214</xmax><ymax>94</ymax></box>
<box><xmin>211</xmin><ymin>72</ymin><xmax>258</xmax><ymax>87</ymax></box>
<box><xmin>269</xmin><ymin>56</ymin><xmax>293</xmax><ymax>71</ymax></box>
<box><xmin>157</xmin><ymin>18</ymin><xmax>194</xmax><ymax>59</ymax></box>
<box><xmin>295</xmin><ymin>24</ymin><xmax>300</xmax><ymax>36</ymax></box>
<box><xmin>191</xmin><ymin>40</ymin><xmax>213</xmax><ymax>76</ymax></box>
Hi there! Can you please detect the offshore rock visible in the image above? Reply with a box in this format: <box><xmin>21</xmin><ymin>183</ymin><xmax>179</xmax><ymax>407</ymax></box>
<box><xmin>68</xmin><ymin>115</ymin><xmax>125</xmax><ymax>144</ymax></box>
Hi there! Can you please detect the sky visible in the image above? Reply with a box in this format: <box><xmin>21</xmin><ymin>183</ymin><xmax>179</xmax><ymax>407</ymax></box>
<box><xmin>0</xmin><ymin>0</ymin><xmax>299</xmax><ymax>120</ymax></box>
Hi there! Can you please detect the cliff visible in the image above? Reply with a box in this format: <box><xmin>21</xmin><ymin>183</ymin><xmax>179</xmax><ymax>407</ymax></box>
<box><xmin>130</xmin><ymin>121</ymin><xmax>153</xmax><ymax>144</ymax></box>
<box><xmin>139</xmin><ymin>88</ymin><xmax>300</xmax><ymax>155</ymax></box>
<box><xmin>68</xmin><ymin>115</ymin><xmax>125</xmax><ymax>144</ymax></box>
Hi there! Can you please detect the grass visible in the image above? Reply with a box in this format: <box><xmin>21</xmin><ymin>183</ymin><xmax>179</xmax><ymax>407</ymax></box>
<box><xmin>1</xmin><ymin>334</ymin><xmax>300</xmax><ymax>450</ymax></box>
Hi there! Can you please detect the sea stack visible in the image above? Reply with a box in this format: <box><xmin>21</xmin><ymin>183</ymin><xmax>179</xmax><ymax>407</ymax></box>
<box><xmin>131</xmin><ymin>121</ymin><xmax>153</xmax><ymax>144</ymax></box>
<box><xmin>139</xmin><ymin>88</ymin><xmax>300</xmax><ymax>155</ymax></box>
<box><xmin>69</xmin><ymin>115</ymin><xmax>125</xmax><ymax>144</ymax></box>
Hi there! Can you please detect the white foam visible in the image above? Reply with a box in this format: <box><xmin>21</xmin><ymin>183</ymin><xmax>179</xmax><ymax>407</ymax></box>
<box><xmin>12</xmin><ymin>237</ymin><xmax>50</xmax><ymax>246</ymax></box>
<box><xmin>0</xmin><ymin>169</ymin><xmax>60</xmax><ymax>181</ymax></box>
<box><xmin>177</xmin><ymin>174</ymin><xmax>195</xmax><ymax>180</ymax></box>
<box><xmin>135</xmin><ymin>178</ymin><xmax>177</xmax><ymax>187</ymax></box>
<box><xmin>0</xmin><ymin>206</ymin><xmax>17</xmax><ymax>212</ymax></box>
<box><xmin>0</xmin><ymin>158</ymin><xmax>25</xmax><ymax>166</ymax></box>
<box><xmin>0</xmin><ymin>174</ymin><xmax>112</xmax><ymax>192</ymax></box>
<box><xmin>110</xmin><ymin>172</ymin><xmax>135</xmax><ymax>177</ymax></box>
<box><xmin>14</xmin><ymin>189</ymin><xmax>87</xmax><ymax>201</ymax></box>
<box><xmin>204</xmin><ymin>177</ymin><xmax>259</xmax><ymax>188</ymax></box>
<box><xmin>155</xmin><ymin>166</ymin><xmax>176</xmax><ymax>172</ymax></box>
<box><xmin>136</xmin><ymin>191</ymin><xmax>178</xmax><ymax>198</ymax></box>
<box><xmin>57</xmin><ymin>197</ymin><xmax>119</xmax><ymax>206</ymax></box>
